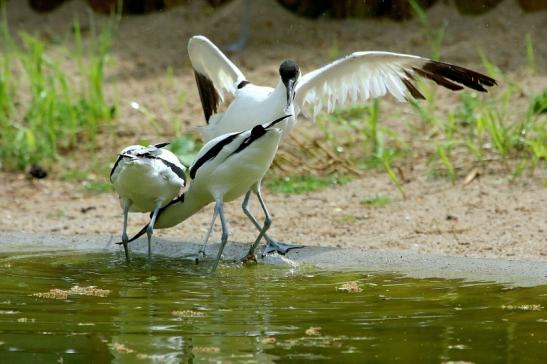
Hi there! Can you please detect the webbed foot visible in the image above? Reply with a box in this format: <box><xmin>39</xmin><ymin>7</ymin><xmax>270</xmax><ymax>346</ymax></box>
<box><xmin>262</xmin><ymin>241</ymin><xmax>304</xmax><ymax>257</ymax></box>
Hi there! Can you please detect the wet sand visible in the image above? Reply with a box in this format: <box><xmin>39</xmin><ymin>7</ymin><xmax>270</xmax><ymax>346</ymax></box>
<box><xmin>2</xmin><ymin>232</ymin><xmax>546</xmax><ymax>287</ymax></box>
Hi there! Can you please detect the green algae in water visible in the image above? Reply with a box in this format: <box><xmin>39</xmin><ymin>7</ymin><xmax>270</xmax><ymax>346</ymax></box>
<box><xmin>0</xmin><ymin>251</ymin><xmax>546</xmax><ymax>363</ymax></box>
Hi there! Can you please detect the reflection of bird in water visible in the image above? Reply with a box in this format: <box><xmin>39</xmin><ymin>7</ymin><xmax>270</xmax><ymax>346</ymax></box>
<box><xmin>187</xmin><ymin>34</ymin><xmax>497</xmax><ymax>252</ymax></box>
<box><xmin>120</xmin><ymin>115</ymin><xmax>291</xmax><ymax>272</ymax></box>
<box><xmin>110</xmin><ymin>143</ymin><xmax>186</xmax><ymax>262</ymax></box>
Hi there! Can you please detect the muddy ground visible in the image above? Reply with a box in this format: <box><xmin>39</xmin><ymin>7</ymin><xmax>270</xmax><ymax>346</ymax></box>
<box><xmin>1</xmin><ymin>0</ymin><xmax>546</xmax><ymax>261</ymax></box>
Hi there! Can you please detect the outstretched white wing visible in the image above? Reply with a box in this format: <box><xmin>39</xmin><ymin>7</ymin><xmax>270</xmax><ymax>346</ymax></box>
<box><xmin>294</xmin><ymin>51</ymin><xmax>496</xmax><ymax>119</ymax></box>
<box><xmin>188</xmin><ymin>35</ymin><xmax>247</xmax><ymax>122</ymax></box>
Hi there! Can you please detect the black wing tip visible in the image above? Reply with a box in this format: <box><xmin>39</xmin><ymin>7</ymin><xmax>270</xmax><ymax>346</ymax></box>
<box><xmin>153</xmin><ymin>142</ymin><xmax>170</xmax><ymax>149</ymax></box>
<box><xmin>266</xmin><ymin>114</ymin><xmax>292</xmax><ymax>128</ymax></box>
<box><xmin>420</xmin><ymin>60</ymin><xmax>498</xmax><ymax>93</ymax></box>
<box><xmin>402</xmin><ymin>77</ymin><xmax>426</xmax><ymax>100</ymax></box>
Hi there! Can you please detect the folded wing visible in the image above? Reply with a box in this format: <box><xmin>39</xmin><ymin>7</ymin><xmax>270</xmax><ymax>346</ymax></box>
<box><xmin>189</xmin><ymin>132</ymin><xmax>241</xmax><ymax>179</ymax></box>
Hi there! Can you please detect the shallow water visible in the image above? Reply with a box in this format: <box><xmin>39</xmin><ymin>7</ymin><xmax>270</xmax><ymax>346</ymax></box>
<box><xmin>0</xmin><ymin>251</ymin><xmax>545</xmax><ymax>363</ymax></box>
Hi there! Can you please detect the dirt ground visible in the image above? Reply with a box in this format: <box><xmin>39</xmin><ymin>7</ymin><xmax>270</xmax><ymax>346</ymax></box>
<box><xmin>1</xmin><ymin>0</ymin><xmax>546</xmax><ymax>261</ymax></box>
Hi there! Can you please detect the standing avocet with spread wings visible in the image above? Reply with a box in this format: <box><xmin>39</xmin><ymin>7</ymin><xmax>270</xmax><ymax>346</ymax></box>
<box><xmin>187</xmin><ymin>35</ymin><xmax>496</xmax><ymax>255</ymax></box>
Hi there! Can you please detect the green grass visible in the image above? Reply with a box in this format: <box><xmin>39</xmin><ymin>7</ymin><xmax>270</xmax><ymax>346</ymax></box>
<box><xmin>298</xmin><ymin>38</ymin><xmax>544</xmax><ymax>196</ymax></box>
<box><xmin>429</xmin><ymin>87</ymin><xmax>545</xmax><ymax>178</ymax></box>
<box><xmin>400</xmin><ymin>41</ymin><xmax>545</xmax><ymax>180</ymax></box>
<box><xmin>403</xmin><ymin>1</ymin><xmax>544</xmax><ymax>180</ymax></box>
<box><xmin>127</xmin><ymin>66</ymin><xmax>189</xmax><ymax>136</ymax></box>
<box><xmin>168</xmin><ymin>134</ymin><xmax>202</xmax><ymax>168</ymax></box>
<box><xmin>360</xmin><ymin>194</ymin><xmax>393</xmax><ymax>207</ymax></box>
<box><xmin>530</xmin><ymin>91</ymin><xmax>546</xmax><ymax>114</ymax></box>
<box><xmin>317</xmin><ymin>100</ymin><xmax>407</xmax><ymax>197</ymax></box>
<box><xmin>266</xmin><ymin>175</ymin><xmax>352</xmax><ymax>194</ymax></box>
<box><xmin>82</xmin><ymin>180</ymin><xmax>113</xmax><ymax>193</ymax></box>
<box><xmin>0</xmin><ymin>7</ymin><xmax>118</xmax><ymax>171</ymax></box>
<box><xmin>372</xmin><ymin>130</ymin><xmax>406</xmax><ymax>197</ymax></box>
<box><xmin>60</xmin><ymin>168</ymin><xmax>92</xmax><ymax>182</ymax></box>
<box><xmin>282</xmin><ymin>26</ymin><xmax>543</xmax><ymax>196</ymax></box>
<box><xmin>410</xmin><ymin>0</ymin><xmax>446</xmax><ymax>61</ymax></box>
<box><xmin>408</xmin><ymin>83</ymin><xmax>440</xmax><ymax>132</ymax></box>
<box><xmin>525</xmin><ymin>33</ymin><xmax>536</xmax><ymax>74</ymax></box>
<box><xmin>0</xmin><ymin>1</ymin><xmax>542</xmax><ymax>204</ymax></box>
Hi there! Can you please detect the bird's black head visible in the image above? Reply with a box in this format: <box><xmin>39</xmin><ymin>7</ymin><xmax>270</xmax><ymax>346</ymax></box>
<box><xmin>279</xmin><ymin>60</ymin><xmax>299</xmax><ymax>111</ymax></box>
<box><xmin>279</xmin><ymin>60</ymin><xmax>300</xmax><ymax>84</ymax></box>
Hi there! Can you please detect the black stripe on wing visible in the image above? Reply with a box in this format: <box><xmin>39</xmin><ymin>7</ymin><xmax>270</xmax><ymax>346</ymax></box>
<box><xmin>233</xmin><ymin>125</ymin><xmax>267</xmax><ymax>154</ymax></box>
<box><xmin>194</xmin><ymin>71</ymin><xmax>220</xmax><ymax>123</ymax></box>
<box><xmin>159</xmin><ymin>159</ymin><xmax>186</xmax><ymax>182</ymax></box>
<box><xmin>136</xmin><ymin>151</ymin><xmax>186</xmax><ymax>182</ymax></box>
<box><xmin>231</xmin><ymin>115</ymin><xmax>290</xmax><ymax>155</ymax></box>
<box><xmin>109</xmin><ymin>155</ymin><xmax>123</xmax><ymax>182</ymax></box>
<box><xmin>414</xmin><ymin>61</ymin><xmax>497</xmax><ymax>93</ymax></box>
<box><xmin>189</xmin><ymin>133</ymin><xmax>240</xmax><ymax>179</ymax></box>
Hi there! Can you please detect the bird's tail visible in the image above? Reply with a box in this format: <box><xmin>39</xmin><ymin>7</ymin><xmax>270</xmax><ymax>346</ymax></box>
<box><xmin>116</xmin><ymin>224</ymin><xmax>148</xmax><ymax>246</ymax></box>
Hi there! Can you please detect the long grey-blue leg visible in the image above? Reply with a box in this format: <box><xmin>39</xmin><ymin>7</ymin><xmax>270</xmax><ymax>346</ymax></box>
<box><xmin>121</xmin><ymin>200</ymin><xmax>131</xmax><ymax>263</ymax></box>
<box><xmin>245</xmin><ymin>184</ymin><xmax>272</xmax><ymax>258</ymax></box>
<box><xmin>241</xmin><ymin>190</ymin><xmax>260</xmax><ymax>229</ymax></box>
<box><xmin>242</xmin><ymin>189</ymin><xmax>273</xmax><ymax>244</ymax></box>
<box><xmin>146</xmin><ymin>201</ymin><xmax>162</xmax><ymax>261</ymax></box>
<box><xmin>210</xmin><ymin>200</ymin><xmax>229</xmax><ymax>273</ymax></box>
<box><xmin>241</xmin><ymin>185</ymin><xmax>304</xmax><ymax>256</ymax></box>
<box><xmin>198</xmin><ymin>204</ymin><xmax>219</xmax><ymax>258</ymax></box>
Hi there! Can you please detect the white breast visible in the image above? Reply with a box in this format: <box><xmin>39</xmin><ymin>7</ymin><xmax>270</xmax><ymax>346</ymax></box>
<box><xmin>112</xmin><ymin>158</ymin><xmax>183</xmax><ymax>213</ymax></box>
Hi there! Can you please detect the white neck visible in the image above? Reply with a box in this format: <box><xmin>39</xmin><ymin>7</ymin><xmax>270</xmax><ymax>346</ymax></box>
<box><xmin>273</xmin><ymin>79</ymin><xmax>287</xmax><ymax>98</ymax></box>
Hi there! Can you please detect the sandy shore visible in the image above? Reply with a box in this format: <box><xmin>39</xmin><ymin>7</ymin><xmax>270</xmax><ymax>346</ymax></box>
<box><xmin>1</xmin><ymin>1</ymin><xmax>546</xmax><ymax>263</ymax></box>
<box><xmin>2</xmin><ymin>232</ymin><xmax>546</xmax><ymax>287</ymax></box>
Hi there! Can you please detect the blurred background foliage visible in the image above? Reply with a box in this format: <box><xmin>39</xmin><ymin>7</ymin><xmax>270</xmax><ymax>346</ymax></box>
<box><xmin>25</xmin><ymin>0</ymin><xmax>547</xmax><ymax>17</ymax></box>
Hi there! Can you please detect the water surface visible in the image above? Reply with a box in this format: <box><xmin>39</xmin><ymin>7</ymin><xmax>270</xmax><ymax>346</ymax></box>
<box><xmin>0</xmin><ymin>251</ymin><xmax>545</xmax><ymax>363</ymax></box>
